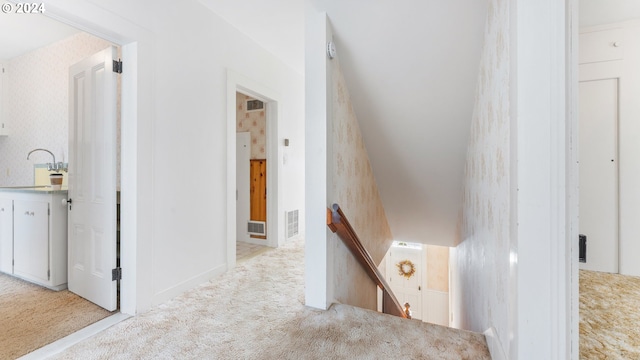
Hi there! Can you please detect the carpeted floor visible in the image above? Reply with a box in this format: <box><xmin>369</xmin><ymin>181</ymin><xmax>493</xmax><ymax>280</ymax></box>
<box><xmin>0</xmin><ymin>273</ymin><xmax>114</xmax><ymax>359</ymax></box>
<box><xmin>51</xmin><ymin>237</ymin><xmax>490</xmax><ymax>359</ymax></box>
<box><xmin>236</xmin><ymin>240</ymin><xmax>269</xmax><ymax>263</ymax></box>
<box><xmin>580</xmin><ymin>270</ymin><xmax>640</xmax><ymax>359</ymax></box>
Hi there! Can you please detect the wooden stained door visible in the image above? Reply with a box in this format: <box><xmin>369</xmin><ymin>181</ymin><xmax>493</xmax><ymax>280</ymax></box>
<box><xmin>250</xmin><ymin>159</ymin><xmax>267</xmax><ymax>221</ymax></box>
<box><xmin>250</xmin><ymin>160</ymin><xmax>266</xmax><ymax>239</ymax></box>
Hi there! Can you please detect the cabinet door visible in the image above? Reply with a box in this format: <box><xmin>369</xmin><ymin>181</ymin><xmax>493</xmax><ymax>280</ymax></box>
<box><xmin>0</xmin><ymin>197</ymin><xmax>12</xmax><ymax>273</ymax></box>
<box><xmin>13</xmin><ymin>200</ymin><xmax>49</xmax><ymax>283</ymax></box>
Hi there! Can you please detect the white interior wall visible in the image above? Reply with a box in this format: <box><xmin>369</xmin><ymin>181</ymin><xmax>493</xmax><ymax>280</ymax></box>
<box><xmin>453</xmin><ymin>0</ymin><xmax>571</xmax><ymax>358</ymax></box>
<box><xmin>452</xmin><ymin>0</ymin><xmax>512</xmax><ymax>358</ymax></box>
<box><xmin>579</xmin><ymin>21</ymin><xmax>640</xmax><ymax>276</ymax></box>
<box><xmin>46</xmin><ymin>0</ymin><xmax>305</xmax><ymax>313</ymax></box>
<box><xmin>304</xmin><ymin>8</ymin><xmax>332</xmax><ymax>310</ymax></box>
<box><xmin>0</xmin><ymin>33</ymin><xmax>111</xmax><ymax>187</ymax></box>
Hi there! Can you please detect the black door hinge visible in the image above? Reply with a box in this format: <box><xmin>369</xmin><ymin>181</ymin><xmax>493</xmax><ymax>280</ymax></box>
<box><xmin>112</xmin><ymin>267</ymin><xmax>122</xmax><ymax>281</ymax></box>
<box><xmin>113</xmin><ymin>59</ymin><xmax>123</xmax><ymax>74</ymax></box>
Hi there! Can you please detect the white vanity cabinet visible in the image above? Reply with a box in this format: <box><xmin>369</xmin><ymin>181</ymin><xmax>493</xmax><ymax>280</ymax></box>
<box><xmin>0</xmin><ymin>189</ymin><xmax>68</xmax><ymax>290</ymax></box>
<box><xmin>0</xmin><ymin>196</ymin><xmax>12</xmax><ymax>273</ymax></box>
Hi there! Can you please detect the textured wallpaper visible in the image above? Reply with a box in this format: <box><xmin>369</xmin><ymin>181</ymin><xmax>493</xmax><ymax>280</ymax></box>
<box><xmin>452</xmin><ymin>0</ymin><xmax>511</xmax><ymax>354</ymax></box>
<box><xmin>0</xmin><ymin>32</ymin><xmax>115</xmax><ymax>186</ymax></box>
<box><xmin>236</xmin><ymin>92</ymin><xmax>266</xmax><ymax>159</ymax></box>
<box><xmin>329</xmin><ymin>60</ymin><xmax>394</xmax><ymax>310</ymax></box>
<box><xmin>426</xmin><ymin>245</ymin><xmax>449</xmax><ymax>292</ymax></box>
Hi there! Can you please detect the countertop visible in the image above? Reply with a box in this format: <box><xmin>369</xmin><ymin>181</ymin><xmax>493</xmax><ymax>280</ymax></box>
<box><xmin>0</xmin><ymin>186</ymin><xmax>68</xmax><ymax>193</ymax></box>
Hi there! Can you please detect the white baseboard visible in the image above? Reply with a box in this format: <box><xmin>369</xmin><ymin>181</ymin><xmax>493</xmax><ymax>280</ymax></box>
<box><xmin>239</xmin><ymin>237</ymin><xmax>273</xmax><ymax>247</ymax></box>
<box><xmin>484</xmin><ymin>326</ymin><xmax>507</xmax><ymax>360</ymax></box>
<box><xmin>19</xmin><ymin>312</ymin><xmax>130</xmax><ymax>360</ymax></box>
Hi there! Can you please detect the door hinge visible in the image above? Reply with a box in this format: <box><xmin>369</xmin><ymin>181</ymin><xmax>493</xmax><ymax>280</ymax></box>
<box><xmin>47</xmin><ymin>269</ymin><xmax>50</xmax><ymax>280</ymax></box>
<box><xmin>113</xmin><ymin>59</ymin><xmax>123</xmax><ymax>74</ymax></box>
<box><xmin>112</xmin><ymin>267</ymin><xmax>122</xmax><ymax>281</ymax></box>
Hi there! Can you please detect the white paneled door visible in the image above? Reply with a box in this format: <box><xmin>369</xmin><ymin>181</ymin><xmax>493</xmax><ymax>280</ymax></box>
<box><xmin>68</xmin><ymin>46</ymin><xmax>118</xmax><ymax>311</ymax></box>
<box><xmin>579</xmin><ymin>78</ymin><xmax>619</xmax><ymax>273</ymax></box>
<box><xmin>236</xmin><ymin>132</ymin><xmax>251</xmax><ymax>243</ymax></box>
<box><xmin>387</xmin><ymin>245</ymin><xmax>423</xmax><ymax>320</ymax></box>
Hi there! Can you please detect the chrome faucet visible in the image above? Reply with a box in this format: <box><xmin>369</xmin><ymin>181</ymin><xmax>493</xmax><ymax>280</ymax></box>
<box><xmin>27</xmin><ymin>148</ymin><xmax>67</xmax><ymax>172</ymax></box>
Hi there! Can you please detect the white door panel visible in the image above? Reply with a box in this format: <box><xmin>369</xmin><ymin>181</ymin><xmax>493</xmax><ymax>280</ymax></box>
<box><xmin>236</xmin><ymin>132</ymin><xmax>251</xmax><ymax>243</ymax></box>
<box><xmin>579</xmin><ymin>78</ymin><xmax>619</xmax><ymax>273</ymax></box>
<box><xmin>68</xmin><ymin>46</ymin><xmax>118</xmax><ymax>311</ymax></box>
<box><xmin>388</xmin><ymin>246</ymin><xmax>423</xmax><ymax>320</ymax></box>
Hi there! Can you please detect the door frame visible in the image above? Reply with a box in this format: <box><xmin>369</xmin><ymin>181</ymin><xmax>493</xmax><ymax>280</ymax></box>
<box><xmin>226</xmin><ymin>69</ymin><xmax>282</xmax><ymax>270</ymax></box>
<box><xmin>567</xmin><ymin>0</ymin><xmax>580</xmax><ymax>358</ymax></box>
<box><xmin>36</xmin><ymin>1</ymin><xmax>146</xmax><ymax>316</ymax></box>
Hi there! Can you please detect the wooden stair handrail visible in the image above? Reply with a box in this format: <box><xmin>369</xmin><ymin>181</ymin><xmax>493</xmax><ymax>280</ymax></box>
<box><xmin>327</xmin><ymin>204</ymin><xmax>408</xmax><ymax>319</ymax></box>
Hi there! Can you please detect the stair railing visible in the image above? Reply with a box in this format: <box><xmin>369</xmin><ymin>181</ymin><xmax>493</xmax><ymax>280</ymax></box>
<box><xmin>327</xmin><ymin>203</ymin><xmax>407</xmax><ymax>319</ymax></box>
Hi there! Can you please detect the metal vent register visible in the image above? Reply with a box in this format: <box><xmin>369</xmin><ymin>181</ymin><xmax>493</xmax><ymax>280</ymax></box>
<box><xmin>247</xmin><ymin>221</ymin><xmax>266</xmax><ymax>236</ymax></box>
<box><xmin>286</xmin><ymin>210</ymin><xmax>299</xmax><ymax>238</ymax></box>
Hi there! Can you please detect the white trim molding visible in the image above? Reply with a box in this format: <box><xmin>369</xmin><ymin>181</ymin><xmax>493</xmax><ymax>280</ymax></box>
<box><xmin>513</xmin><ymin>0</ymin><xmax>571</xmax><ymax>358</ymax></box>
<box><xmin>485</xmin><ymin>327</ymin><xmax>508</xmax><ymax>360</ymax></box>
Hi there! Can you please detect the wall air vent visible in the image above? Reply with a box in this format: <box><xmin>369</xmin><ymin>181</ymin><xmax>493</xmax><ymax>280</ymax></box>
<box><xmin>286</xmin><ymin>210</ymin><xmax>299</xmax><ymax>238</ymax></box>
<box><xmin>246</xmin><ymin>99</ymin><xmax>264</xmax><ymax>112</ymax></box>
<box><xmin>248</xmin><ymin>221</ymin><xmax>266</xmax><ymax>236</ymax></box>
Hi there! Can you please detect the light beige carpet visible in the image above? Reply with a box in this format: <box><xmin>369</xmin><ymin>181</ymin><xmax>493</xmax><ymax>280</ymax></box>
<box><xmin>52</xmin><ymin>237</ymin><xmax>490</xmax><ymax>360</ymax></box>
<box><xmin>0</xmin><ymin>273</ymin><xmax>113</xmax><ymax>359</ymax></box>
<box><xmin>236</xmin><ymin>240</ymin><xmax>270</xmax><ymax>263</ymax></box>
<box><xmin>580</xmin><ymin>270</ymin><xmax>640</xmax><ymax>359</ymax></box>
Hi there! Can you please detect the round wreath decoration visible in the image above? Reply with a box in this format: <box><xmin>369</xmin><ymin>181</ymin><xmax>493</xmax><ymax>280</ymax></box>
<box><xmin>396</xmin><ymin>259</ymin><xmax>416</xmax><ymax>279</ymax></box>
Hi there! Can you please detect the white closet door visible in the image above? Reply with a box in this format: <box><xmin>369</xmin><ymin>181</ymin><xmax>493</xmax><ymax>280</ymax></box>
<box><xmin>236</xmin><ymin>132</ymin><xmax>251</xmax><ymax>243</ymax></box>
<box><xmin>579</xmin><ymin>78</ymin><xmax>619</xmax><ymax>273</ymax></box>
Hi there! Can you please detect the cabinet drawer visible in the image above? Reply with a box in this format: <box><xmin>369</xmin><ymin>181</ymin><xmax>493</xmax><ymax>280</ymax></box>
<box><xmin>580</xmin><ymin>28</ymin><xmax>625</xmax><ymax>64</ymax></box>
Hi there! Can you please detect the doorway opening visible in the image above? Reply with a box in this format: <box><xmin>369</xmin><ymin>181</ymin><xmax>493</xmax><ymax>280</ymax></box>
<box><xmin>572</xmin><ymin>6</ymin><xmax>640</xmax><ymax>358</ymax></box>
<box><xmin>0</xmin><ymin>9</ymin><xmax>136</xmax><ymax>358</ymax></box>
<box><xmin>236</xmin><ymin>92</ymin><xmax>270</xmax><ymax>262</ymax></box>
<box><xmin>227</xmin><ymin>70</ymin><xmax>282</xmax><ymax>270</ymax></box>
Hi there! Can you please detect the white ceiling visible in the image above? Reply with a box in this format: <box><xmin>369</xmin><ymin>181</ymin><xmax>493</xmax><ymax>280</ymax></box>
<box><xmin>199</xmin><ymin>0</ymin><xmax>487</xmax><ymax>246</ymax></box>
<box><xmin>580</xmin><ymin>0</ymin><xmax>640</xmax><ymax>27</ymax></box>
<box><xmin>310</xmin><ymin>0</ymin><xmax>487</xmax><ymax>246</ymax></box>
<box><xmin>0</xmin><ymin>1</ymin><xmax>79</xmax><ymax>59</ymax></box>
<box><xmin>198</xmin><ymin>0</ymin><xmax>305</xmax><ymax>74</ymax></box>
